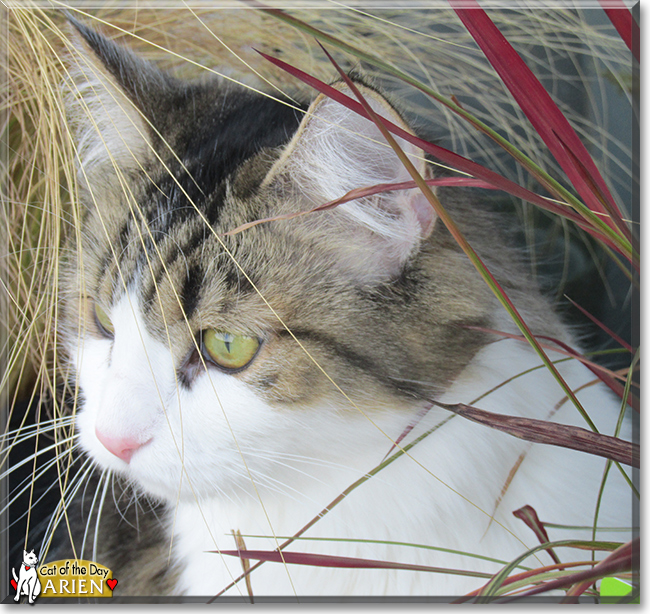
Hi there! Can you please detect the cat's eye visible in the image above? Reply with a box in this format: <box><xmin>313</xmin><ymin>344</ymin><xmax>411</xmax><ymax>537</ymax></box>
<box><xmin>94</xmin><ymin>303</ymin><xmax>115</xmax><ymax>338</ymax></box>
<box><xmin>201</xmin><ymin>330</ymin><xmax>260</xmax><ymax>372</ymax></box>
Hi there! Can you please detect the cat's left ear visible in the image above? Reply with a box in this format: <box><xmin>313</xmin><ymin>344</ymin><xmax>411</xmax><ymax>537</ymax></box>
<box><xmin>65</xmin><ymin>17</ymin><xmax>170</xmax><ymax>194</ymax></box>
<box><xmin>264</xmin><ymin>84</ymin><xmax>436</xmax><ymax>282</ymax></box>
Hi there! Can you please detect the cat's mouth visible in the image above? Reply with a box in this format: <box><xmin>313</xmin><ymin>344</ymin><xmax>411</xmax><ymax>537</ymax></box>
<box><xmin>86</xmin><ymin>429</ymin><xmax>181</xmax><ymax>501</ymax></box>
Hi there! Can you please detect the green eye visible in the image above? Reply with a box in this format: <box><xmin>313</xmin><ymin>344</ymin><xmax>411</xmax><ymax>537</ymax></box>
<box><xmin>94</xmin><ymin>303</ymin><xmax>114</xmax><ymax>337</ymax></box>
<box><xmin>201</xmin><ymin>330</ymin><xmax>260</xmax><ymax>372</ymax></box>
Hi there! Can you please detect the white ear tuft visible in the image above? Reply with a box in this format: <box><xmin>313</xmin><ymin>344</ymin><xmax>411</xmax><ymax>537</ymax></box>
<box><xmin>65</xmin><ymin>20</ymin><xmax>159</xmax><ymax>192</ymax></box>
<box><xmin>267</xmin><ymin>84</ymin><xmax>437</xmax><ymax>282</ymax></box>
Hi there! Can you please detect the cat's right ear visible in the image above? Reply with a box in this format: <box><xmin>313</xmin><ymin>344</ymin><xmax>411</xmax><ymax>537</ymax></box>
<box><xmin>65</xmin><ymin>17</ymin><xmax>167</xmax><ymax>193</ymax></box>
<box><xmin>262</xmin><ymin>84</ymin><xmax>436</xmax><ymax>283</ymax></box>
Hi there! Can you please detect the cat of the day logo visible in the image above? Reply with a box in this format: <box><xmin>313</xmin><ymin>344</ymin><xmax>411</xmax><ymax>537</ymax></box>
<box><xmin>10</xmin><ymin>551</ymin><xmax>118</xmax><ymax>602</ymax></box>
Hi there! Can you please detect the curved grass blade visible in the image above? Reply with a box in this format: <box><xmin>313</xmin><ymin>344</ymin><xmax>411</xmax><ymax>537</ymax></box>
<box><xmin>513</xmin><ymin>538</ymin><xmax>638</xmax><ymax>602</ymax></box>
<box><xmin>254</xmin><ymin>51</ymin><xmax>609</xmax><ymax>241</ymax></box>
<box><xmin>456</xmin><ymin>559</ymin><xmax>600</xmax><ymax>602</ymax></box>
<box><xmin>513</xmin><ymin>505</ymin><xmax>561</xmax><ymax>566</ymax></box>
<box><xmin>216</xmin><ymin>549</ymin><xmax>493</xmax><ymax>579</ymax></box>
<box><xmin>433</xmin><ymin>401</ymin><xmax>639</xmax><ymax>468</ymax></box>
<box><xmin>223</xmin><ymin>177</ymin><xmax>495</xmax><ymax>237</ymax></box>
<box><xmin>472</xmin><ymin>538</ymin><xmax>624</xmax><ymax>601</ymax></box>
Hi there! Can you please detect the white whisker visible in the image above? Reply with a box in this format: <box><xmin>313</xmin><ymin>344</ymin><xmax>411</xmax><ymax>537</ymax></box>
<box><xmin>1</xmin><ymin>437</ymin><xmax>78</xmax><ymax>480</ymax></box>
<box><xmin>4</xmin><ymin>446</ymin><xmax>83</xmax><ymax>516</ymax></box>
<box><xmin>39</xmin><ymin>458</ymin><xmax>96</xmax><ymax>556</ymax></box>
<box><xmin>92</xmin><ymin>471</ymin><xmax>111</xmax><ymax>564</ymax></box>
<box><xmin>81</xmin><ymin>468</ymin><xmax>108</xmax><ymax>560</ymax></box>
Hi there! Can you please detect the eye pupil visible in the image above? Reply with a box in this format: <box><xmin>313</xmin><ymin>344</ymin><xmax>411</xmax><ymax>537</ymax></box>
<box><xmin>223</xmin><ymin>333</ymin><xmax>233</xmax><ymax>354</ymax></box>
<box><xmin>201</xmin><ymin>330</ymin><xmax>260</xmax><ymax>372</ymax></box>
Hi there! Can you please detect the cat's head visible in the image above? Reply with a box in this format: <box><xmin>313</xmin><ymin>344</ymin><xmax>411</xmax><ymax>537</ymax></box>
<box><xmin>61</xmin><ymin>20</ymin><xmax>496</xmax><ymax>503</ymax></box>
<box><xmin>23</xmin><ymin>550</ymin><xmax>38</xmax><ymax>566</ymax></box>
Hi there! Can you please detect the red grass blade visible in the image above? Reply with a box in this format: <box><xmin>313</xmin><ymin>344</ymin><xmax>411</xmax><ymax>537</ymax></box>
<box><xmin>599</xmin><ymin>0</ymin><xmax>640</xmax><ymax>62</ymax></box>
<box><xmin>381</xmin><ymin>402</ymin><xmax>433</xmax><ymax>461</ymax></box>
<box><xmin>223</xmin><ymin>177</ymin><xmax>495</xmax><ymax>236</ymax></box>
<box><xmin>463</xmin><ymin>325</ymin><xmax>639</xmax><ymax>412</ymax></box>
<box><xmin>433</xmin><ymin>401</ymin><xmax>639</xmax><ymax>468</ymax></box>
<box><xmin>508</xmin><ymin>538</ymin><xmax>638</xmax><ymax>602</ymax></box>
<box><xmin>565</xmin><ymin>296</ymin><xmax>634</xmax><ymax>354</ymax></box>
<box><xmin>512</xmin><ymin>505</ymin><xmax>561</xmax><ymax>566</ymax></box>
<box><xmin>553</xmin><ymin>129</ymin><xmax>637</xmax><ymax>253</ymax></box>
<box><xmin>216</xmin><ymin>549</ymin><xmax>492</xmax><ymax>578</ymax></box>
<box><xmin>450</xmin><ymin>1</ymin><xmax>625</xmax><ymax>231</ymax></box>
<box><xmin>256</xmin><ymin>52</ymin><xmax>602</xmax><ymax>231</ymax></box>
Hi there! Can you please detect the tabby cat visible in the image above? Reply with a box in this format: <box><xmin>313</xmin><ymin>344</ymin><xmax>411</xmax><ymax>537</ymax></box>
<box><xmin>48</xmin><ymin>18</ymin><xmax>633</xmax><ymax>598</ymax></box>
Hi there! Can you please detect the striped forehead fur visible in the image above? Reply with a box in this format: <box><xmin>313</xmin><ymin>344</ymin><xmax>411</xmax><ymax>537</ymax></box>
<box><xmin>61</xmin><ymin>26</ymin><xmax>568</xmax><ymax>409</ymax></box>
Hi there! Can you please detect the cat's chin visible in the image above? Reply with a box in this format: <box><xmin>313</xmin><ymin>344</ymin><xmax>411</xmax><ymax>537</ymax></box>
<box><xmin>125</xmin><ymin>467</ymin><xmax>234</xmax><ymax>505</ymax></box>
<box><xmin>126</xmin><ymin>472</ymin><xmax>189</xmax><ymax>504</ymax></box>
<box><xmin>84</xmin><ymin>445</ymin><xmax>194</xmax><ymax>504</ymax></box>
<box><xmin>80</xmin><ymin>428</ymin><xmax>232</xmax><ymax>504</ymax></box>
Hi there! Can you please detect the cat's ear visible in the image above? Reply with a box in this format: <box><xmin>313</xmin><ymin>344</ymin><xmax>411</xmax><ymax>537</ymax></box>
<box><xmin>265</xmin><ymin>84</ymin><xmax>436</xmax><ymax>282</ymax></box>
<box><xmin>65</xmin><ymin>18</ymin><xmax>168</xmax><ymax>192</ymax></box>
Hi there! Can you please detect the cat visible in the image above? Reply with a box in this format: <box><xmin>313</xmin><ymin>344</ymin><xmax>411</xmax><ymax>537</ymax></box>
<box><xmin>12</xmin><ymin>549</ymin><xmax>42</xmax><ymax>603</ymax></box>
<box><xmin>46</xmin><ymin>18</ymin><xmax>634</xmax><ymax>599</ymax></box>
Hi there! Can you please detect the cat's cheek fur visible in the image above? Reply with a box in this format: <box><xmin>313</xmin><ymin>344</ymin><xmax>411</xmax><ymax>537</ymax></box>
<box><xmin>72</xmin><ymin>292</ymin><xmax>311</xmax><ymax>502</ymax></box>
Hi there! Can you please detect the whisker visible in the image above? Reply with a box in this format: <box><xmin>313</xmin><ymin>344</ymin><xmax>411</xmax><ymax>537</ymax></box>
<box><xmin>92</xmin><ymin>471</ymin><xmax>112</xmax><ymax>563</ymax></box>
<box><xmin>39</xmin><ymin>458</ymin><xmax>96</xmax><ymax>557</ymax></box>
<box><xmin>4</xmin><ymin>446</ymin><xmax>82</xmax><ymax>513</ymax></box>
<box><xmin>110</xmin><ymin>473</ymin><xmax>139</xmax><ymax>530</ymax></box>
<box><xmin>81</xmin><ymin>468</ymin><xmax>108</xmax><ymax>560</ymax></box>
<box><xmin>0</xmin><ymin>417</ymin><xmax>76</xmax><ymax>446</ymax></box>
<box><xmin>1</xmin><ymin>437</ymin><xmax>78</xmax><ymax>480</ymax></box>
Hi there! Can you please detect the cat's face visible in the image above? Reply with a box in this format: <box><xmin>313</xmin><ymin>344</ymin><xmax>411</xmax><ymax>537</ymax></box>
<box><xmin>23</xmin><ymin>550</ymin><xmax>38</xmax><ymax>566</ymax></box>
<box><xmin>61</xmin><ymin>21</ymin><xmax>494</xmax><ymax>503</ymax></box>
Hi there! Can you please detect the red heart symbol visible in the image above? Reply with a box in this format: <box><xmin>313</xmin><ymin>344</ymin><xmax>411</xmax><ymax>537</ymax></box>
<box><xmin>106</xmin><ymin>578</ymin><xmax>118</xmax><ymax>591</ymax></box>
<box><xmin>10</xmin><ymin>579</ymin><xmax>17</xmax><ymax>591</ymax></box>
<box><xmin>24</xmin><ymin>566</ymin><xmax>30</xmax><ymax>571</ymax></box>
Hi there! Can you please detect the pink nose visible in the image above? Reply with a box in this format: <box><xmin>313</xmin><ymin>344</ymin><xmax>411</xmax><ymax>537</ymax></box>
<box><xmin>95</xmin><ymin>428</ymin><xmax>150</xmax><ymax>463</ymax></box>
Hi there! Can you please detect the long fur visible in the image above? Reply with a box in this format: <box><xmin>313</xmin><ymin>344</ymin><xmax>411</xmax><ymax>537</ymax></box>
<box><xmin>28</xmin><ymin>16</ymin><xmax>635</xmax><ymax>599</ymax></box>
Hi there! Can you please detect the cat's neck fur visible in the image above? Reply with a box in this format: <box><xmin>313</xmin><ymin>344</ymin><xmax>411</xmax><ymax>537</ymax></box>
<box><xmin>169</xmin><ymin>336</ymin><xmax>628</xmax><ymax>597</ymax></box>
